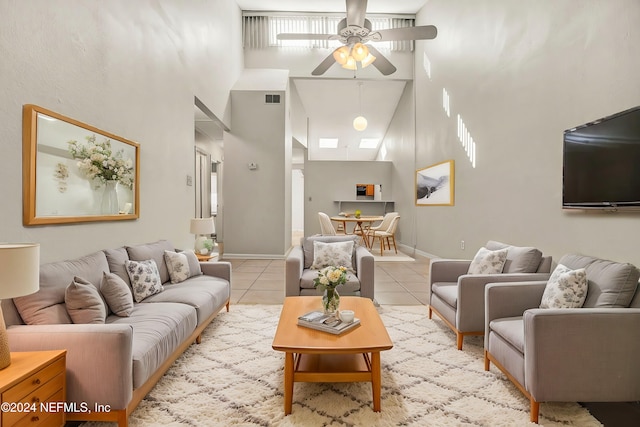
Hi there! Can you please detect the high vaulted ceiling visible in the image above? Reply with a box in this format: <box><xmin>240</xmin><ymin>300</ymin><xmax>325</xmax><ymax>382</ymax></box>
<box><xmin>236</xmin><ymin>0</ymin><xmax>428</xmax><ymax>161</ymax></box>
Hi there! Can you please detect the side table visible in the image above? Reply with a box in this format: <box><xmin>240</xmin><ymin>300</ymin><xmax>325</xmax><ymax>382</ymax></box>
<box><xmin>0</xmin><ymin>350</ymin><xmax>66</xmax><ymax>426</ymax></box>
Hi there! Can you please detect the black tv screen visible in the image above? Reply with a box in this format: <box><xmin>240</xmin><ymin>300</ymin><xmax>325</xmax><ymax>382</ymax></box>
<box><xmin>563</xmin><ymin>106</ymin><xmax>640</xmax><ymax>209</ymax></box>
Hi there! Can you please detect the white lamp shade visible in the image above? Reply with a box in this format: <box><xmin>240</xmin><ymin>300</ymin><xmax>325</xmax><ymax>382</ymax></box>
<box><xmin>0</xmin><ymin>244</ymin><xmax>40</xmax><ymax>299</ymax></box>
<box><xmin>341</xmin><ymin>56</ymin><xmax>357</xmax><ymax>70</ymax></box>
<box><xmin>353</xmin><ymin>116</ymin><xmax>368</xmax><ymax>131</ymax></box>
<box><xmin>190</xmin><ymin>217</ymin><xmax>215</xmax><ymax>235</ymax></box>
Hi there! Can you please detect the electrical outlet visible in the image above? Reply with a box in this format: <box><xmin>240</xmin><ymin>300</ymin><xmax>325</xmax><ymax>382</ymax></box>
<box><xmin>460</xmin><ymin>240</ymin><xmax>465</xmax><ymax>250</ymax></box>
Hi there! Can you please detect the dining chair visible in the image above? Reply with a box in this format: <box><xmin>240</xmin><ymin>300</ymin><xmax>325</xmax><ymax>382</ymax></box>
<box><xmin>369</xmin><ymin>215</ymin><xmax>400</xmax><ymax>256</ymax></box>
<box><xmin>318</xmin><ymin>212</ymin><xmax>337</xmax><ymax>236</ymax></box>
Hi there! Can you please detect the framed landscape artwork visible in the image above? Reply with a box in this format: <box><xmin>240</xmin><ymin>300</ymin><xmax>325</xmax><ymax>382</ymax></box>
<box><xmin>23</xmin><ymin>104</ymin><xmax>140</xmax><ymax>225</ymax></box>
<box><xmin>415</xmin><ymin>160</ymin><xmax>454</xmax><ymax>206</ymax></box>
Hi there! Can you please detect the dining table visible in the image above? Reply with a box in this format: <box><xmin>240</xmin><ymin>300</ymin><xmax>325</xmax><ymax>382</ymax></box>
<box><xmin>330</xmin><ymin>215</ymin><xmax>384</xmax><ymax>247</ymax></box>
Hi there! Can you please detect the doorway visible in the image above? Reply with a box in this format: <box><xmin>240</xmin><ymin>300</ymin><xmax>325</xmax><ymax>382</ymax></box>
<box><xmin>194</xmin><ymin>97</ymin><xmax>227</xmax><ymax>254</ymax></box>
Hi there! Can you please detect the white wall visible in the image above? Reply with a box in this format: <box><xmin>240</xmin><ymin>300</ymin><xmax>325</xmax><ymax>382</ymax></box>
<box><xmin>303</xmin><ymin>161</ymin><xmax>393</xmax><ymax>236</ymax></box>
<box><xmin>0</xmin><ymin>0</ymin><xmax>243</xmax><ymax>262</ymax></box>
<box><xmin>413</xmin><ymin>0</ymin><xmax>640</xmax><ymax>265</ymax></box>
<box><xmin>223</xmin><ymin>69</ymin><xmax>291</xmax><ymax>257</ymax></box>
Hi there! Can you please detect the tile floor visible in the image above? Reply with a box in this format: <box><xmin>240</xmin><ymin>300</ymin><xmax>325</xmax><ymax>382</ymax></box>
<box><xmin>225</xmin><ymin>251</ymin><xmax>430</xmax><ymax>306</ymax></box>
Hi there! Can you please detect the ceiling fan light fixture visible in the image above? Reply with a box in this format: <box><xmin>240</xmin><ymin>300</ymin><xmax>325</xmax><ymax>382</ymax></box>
<box><xmin>353</xmin><ymin>116</ymin><xmax>368</xmax><ymax>131</ymax></box>
<box><xmin>341</xmin><ymin>56</ymin><xmax>357</xmax><ymax>70</ymax></box>
<box><xmin>351</xmin><ymin>43</ymin><xmax>369</xmax><ymax>62</ymax></box>
<box><xmin>333</xmin><ymin>46</ymin><xmax>351</xmax><ymax>65</ymax></box>
<box><xmin>361</xmin><ymin>53</ymin><xmax>376</xmax><ymax>68</ymax></box>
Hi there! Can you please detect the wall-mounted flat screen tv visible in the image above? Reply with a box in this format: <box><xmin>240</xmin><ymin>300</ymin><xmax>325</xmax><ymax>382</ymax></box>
<box><xmin>563</xmin><ymin>106</ymin><xmax>640</xmax><ymax>210</ymax></box>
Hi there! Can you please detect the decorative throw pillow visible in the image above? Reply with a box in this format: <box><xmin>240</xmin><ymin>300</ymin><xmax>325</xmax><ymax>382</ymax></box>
<box><xmin>164</xmin><ymin>250</ymin><xmax>191</xmax><ymax>284</ymax></box>
<box><xmin>101</xmin><ymin>272</ymin><xmax>134</xmax><ymax>316</ymax></box>
<box><xmin>310</xmin><ymin>240</ymin><xmax>355</xmax><ymax>272</ymax></box>
<box><xmin>183</xmin><ymin>250</ymin><xmax>203</xmax><ymax>277</ymax></box>
<box><xmin>125</xmin><ymin>259</ymin><xmax>164</xmax><ymax>303</ymax></box>
<box><xmin>540</xmin><ymin>264</ymin><xmax>588</xmax><ymax>309</ymax></box>
<box><xmin>65</xmin><ymin>277</ymin><xmax>107</xmax><ymax>324</ymax></box>
<box><xmin>467</xmin><ymin>247</ymin><xmax>509</xmax><ymax>274</ymax></box>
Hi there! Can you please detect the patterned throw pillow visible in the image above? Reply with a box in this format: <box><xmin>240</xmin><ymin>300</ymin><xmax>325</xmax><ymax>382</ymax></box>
<box><xmin>164</xmin><ymin>250</ymin><xmax>191</xmax><ymax>283</ymax></box>
<box><xmin>310</xmin><ymin>240</ymin><xmax>355</xmax><ymax>272</ymax></box>
<box><xmin>125</xmin><ymin>259</ymin><xmax>164</xmax><ymax>302</ymax></box>
<box><xmin>164</xmin><ymin>250</ymin><xmax>203</xmax><ymax>284</ymax></box>
<box><xmin>65</xmin><ymin>276</ymin><xmax>107</xmax><ymax>324</ymax></box>
<box><xmin>467</xmin><ymin>247</ymin><xmax>509</xmax><ymax>274</ymax></box>
<box><xmin>540</xmin><ymin>264</ymin><xmax>588</xmax><ymax>309</ymax></box>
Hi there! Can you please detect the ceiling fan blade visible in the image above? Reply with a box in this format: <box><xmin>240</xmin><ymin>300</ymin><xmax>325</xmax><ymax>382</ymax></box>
<box><xmin>346</xmin><ymin>0</ymin><xmax>367</xmax><ymax>28</ymax></box>
<box><xmin>366</xmin><ymin>45</ymin><xmax>397</xmax><ymax>76</ymax></box>
<box><xmin>374</xmin><ymin>25</ymin><xmax>438</xmax><ymax>41</ymax></box>
<box><xmin>277</xmin><ymin>33</ymin><xmax>335</xmax><ymax>41</ymax></box>
<box><xmin>311</xmin><ymin>50</ymin><xmax>339</xmax><ymax>76</ymax></box>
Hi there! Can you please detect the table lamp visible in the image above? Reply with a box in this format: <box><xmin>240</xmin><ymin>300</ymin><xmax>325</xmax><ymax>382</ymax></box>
<box><xmin>0</xmin><ymin>243</ymin><xmax>40</xmax><ymax>369</ymax></box>
<box><xmin>190</xmin><ymin>217</ymin><xmax>215</xmax><ymax>255</ymax></box>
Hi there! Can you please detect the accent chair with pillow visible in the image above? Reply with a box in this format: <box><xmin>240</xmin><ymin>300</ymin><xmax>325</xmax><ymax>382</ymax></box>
<box><xmin>428</xmin><ymin>240</ymin><xmax>552</xmax><ymax>350</ymax></box>
<box><xmin>484</xmin><ymin>253</ymin><xmax>640</xmax><ymax>423</ymax></box>
<box><xmin>285</xmin><ymin>235</ymin><xmax>374</xmax><ymax>299</ymax></box>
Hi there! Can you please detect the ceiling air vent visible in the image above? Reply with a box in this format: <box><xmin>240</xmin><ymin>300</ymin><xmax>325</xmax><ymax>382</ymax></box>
<box><xmin>265</xmin><ymin>94</ymin><xmax>281</xmax><ymax>104</ymax></box>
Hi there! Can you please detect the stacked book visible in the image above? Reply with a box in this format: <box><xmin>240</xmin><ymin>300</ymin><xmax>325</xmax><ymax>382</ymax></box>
<box><xmin>297</xmin><ymin>311</ymin><xmax>360</xmax><ymax>335</ymax></box>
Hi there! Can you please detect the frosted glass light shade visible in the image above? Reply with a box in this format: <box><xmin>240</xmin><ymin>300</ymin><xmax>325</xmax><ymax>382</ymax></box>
<box><xmin>351</xmin><ymin>43</ymin><xmax>369</xmax><ymax>61</ymax></box>
<box><xmin>332</xmin><ymin>46</ymin><xmax>351</xmax><ymax>65</ymax></box>
<box><xmin>341</xmin><ymin>56</ymin><xmax>357</xmax><ymax>70</ymax></box>
<box><xmin>353</xmin><ymin>116</ymin><xmax>368</xmax><ymax>131</ymax></box>
<box><xmin>361</xmin><ymin>53</ymin><xmax>376</xmax><ymax>68</ymax></box>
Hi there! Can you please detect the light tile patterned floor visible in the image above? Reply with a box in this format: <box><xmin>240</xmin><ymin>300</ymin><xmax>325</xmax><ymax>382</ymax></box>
<box><xmin>224</xmin><ymin>252</ymin><xmax>430</xmax><ymax>305</ymax></box>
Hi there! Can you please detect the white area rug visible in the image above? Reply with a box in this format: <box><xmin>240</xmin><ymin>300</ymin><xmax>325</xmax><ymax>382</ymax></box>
<box><xmin>81</xmin><ymin>305</ymin><xmax>601</xmax><ymax>427</ymax></box>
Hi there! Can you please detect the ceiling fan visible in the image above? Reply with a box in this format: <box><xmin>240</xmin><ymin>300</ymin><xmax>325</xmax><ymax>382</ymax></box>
<box><xmin>276</xmin><ymin>0</ymin><xmax>437</xmax><ymax>76</ymax></box>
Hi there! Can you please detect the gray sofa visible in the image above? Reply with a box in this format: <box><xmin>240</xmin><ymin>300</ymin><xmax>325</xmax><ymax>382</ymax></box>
<box><xmin>286</xmin><ymin>235</ymin><xmax>375</xmax><ymax>299</ymax></box>
<box><xmin>484</xmin><ymin>253</ymin><xmax>640</xmax><ymax>423</ymax></box>
<box><xmin>1</xmin><ymin>240</ymin><xmax>231</xmax><ymax>427</ymax></box>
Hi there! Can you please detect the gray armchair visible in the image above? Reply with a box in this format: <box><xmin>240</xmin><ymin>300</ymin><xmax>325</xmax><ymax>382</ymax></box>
<box><xmin>484</xmin><ymin>253</ymin><xmax>640</xmax><ymax>423</ymax></box>
<box><xmin>286</xmin><ymin>235</ymin><xmax>374</xmax><ymax>299</ymax></box>
<box><xmin>428</xmin><ymin>240</ymin><xmax>552</xmax><ymax>350</ymax></box>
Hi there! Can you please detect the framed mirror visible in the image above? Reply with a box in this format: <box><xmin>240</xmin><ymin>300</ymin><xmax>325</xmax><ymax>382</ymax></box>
<box><xmin>23</xmin><ymin>104</ymin><xmax>140</xmax><ymax>225</ymax></box>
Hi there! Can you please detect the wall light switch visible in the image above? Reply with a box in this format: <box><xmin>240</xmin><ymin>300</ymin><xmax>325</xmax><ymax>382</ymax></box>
<box><xmin>186</xmin><ymin>175</ymin><xmax>193</xmax><ymax>186</ymax></box>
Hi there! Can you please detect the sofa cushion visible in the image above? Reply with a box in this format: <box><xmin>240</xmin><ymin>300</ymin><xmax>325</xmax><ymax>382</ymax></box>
<box><xmin>489</xmin><ymin>316</ymin><xmax>524</xmax><ymax>353</ymax></box>
<box><xmin>302</xmin><ymin>235</ymin><xmax>358</xmax><ymax>270</ymax></box>
<box><xmin>299</xmin><ymin>269</ymin><xmax>360</xmax><ymax>294</ymax></box>
<box><xmin>163</xmin><ymin>250</ymin><xmax>202</xmax><ymax>284</ymax></box>
<box><xmin>558</xmin><ymin>254</ymin><xmax>640</xmax><ymax>308</ymax></box>
<box><xmin>142</xmin><ymin>275</ymin><xmax>230</xmax><ymax>325</ymax></box>
<box><xmin>540</xmin><ymin>264</ymin><xmax>588</xmax><ymax>309</ymax></box>
<box><xmin>101</xmin><ymin>272</ymin><xmax>134</xmax><ymax>317</ymax></box>
<box><xmin>65</xmin><ymin>276</ymin><xmax>107</xmax><ymax>324</ymax></box>
<box><xmin>431</xmin><ymin>282</ymin><xmax>458</xmax><ymax>308</ymax></box>
<box><xmin>126</xmin><ymin>240</ymin><xmax>174</xmax><ymax>284</ymax></box>
<box><xmin>106</xmin><ymin>302</ymin><xmax>197</xmax><ymax>389</ymax></box>
<box><xmin>13</xmin><ymin>250</ymin><xmax>109</xmax><ymax>325</ymax></box>
<box><xmin>310</xmin><ymin>240</ymin><xmax>355</xmax><ymax>272</ymax></box>
<box><xmin>104</xmin><ymin>247</ymin><xmax>131</xmax><ymax>287</ymax></box>
<box><xmin>468</xmin><ymin>247</ymin><xmax>508</xmax><ymax>274</ymax></box>
<box><xmin>125</xmin><ymin>259</ymin><xmax>164</xmax><ymax>303</ymax></box>
<box><xmin>486</xmin><ymin>241</ymin><xmax>543</xmax><ymax>273</ymax></box>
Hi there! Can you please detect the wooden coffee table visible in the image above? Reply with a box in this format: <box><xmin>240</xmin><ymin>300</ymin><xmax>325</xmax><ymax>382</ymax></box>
<box><xmin>272</xmin><ymin>296</ymin><xmax>393</xmax><ymax>415</ymax></box>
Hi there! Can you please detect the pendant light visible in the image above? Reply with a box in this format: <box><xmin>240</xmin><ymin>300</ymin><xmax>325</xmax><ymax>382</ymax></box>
<box><xmin>353</xmin><ymin>82</ymin><xmax>367</xmax><ymax>131</ymax></box>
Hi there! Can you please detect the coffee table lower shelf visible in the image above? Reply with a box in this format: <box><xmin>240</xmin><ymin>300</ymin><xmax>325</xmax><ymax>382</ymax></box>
<box><xmin>284</xmin><ymin>351</ymin><xmax>382</xmax><ymax>414</ymax></box>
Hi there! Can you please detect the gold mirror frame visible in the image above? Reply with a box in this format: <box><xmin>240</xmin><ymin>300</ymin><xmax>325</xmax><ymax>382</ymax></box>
<box><xmin>23</xmin><ymin>104</ymin><xmax>140</xmax><ymax>225</ymax></box>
